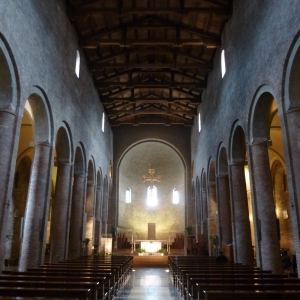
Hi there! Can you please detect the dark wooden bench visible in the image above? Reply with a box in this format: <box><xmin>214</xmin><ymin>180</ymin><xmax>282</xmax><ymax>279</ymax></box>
<box><xmin>203</xmin><ymin>290</ymin><xmax>300</xmax><ymax>299</ymax></box>
<box><xmin>177</xmin><ymin>268</ymin><xmax>273</xmax><ymax>292</ymax></box>
<box><xmin>0</xmin><ymin>274</ymin><xmax>110</xmax><ymax>300</ymax></box>
<box><xmin>0</xmin><ymin>286</ymin><xmax>92</xmax><ymax>299</ymax></box>
<box><xmin>5</xmin><ymin>270</ymin><xmax>113</xmax><ymax>299</ymax></box>
<box><xmin>194</xmin><ymin>283</ymin><xmax>300</xmax><ymax>300</ymax></box>
<box><xmin>187</xmin><ymin>277</ymin><xmax>300</xmax><ymax>300</ymax></box>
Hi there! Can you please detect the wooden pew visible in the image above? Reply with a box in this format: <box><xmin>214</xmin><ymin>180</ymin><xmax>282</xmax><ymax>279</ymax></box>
<box><xmin>0</xmin><ymin>286</ymin><xmax>92</xmax><ymax>299</ymax></box>
<box><xmin>0</xmin><ymin>274</ymin><xmax>108</xmax><ymax>300</ymax></box>
<box><xmin>203</xmin><ymin>290</ymin><xmax>300</xmax><ymax>299</ymax></box>
<box><xmin>188</xmin><ymin>276</ymin><xmax>300</xmax><ymax>300</ymax></box>
<box><xmin>5</xmin><ymin>270</ymin><xmax>113</xmax><ymax>299</ymax></box>
<box><xmin>194</xmin><ymin>283</ymin><xmax>300</xmax><ymax>300</ymax></box>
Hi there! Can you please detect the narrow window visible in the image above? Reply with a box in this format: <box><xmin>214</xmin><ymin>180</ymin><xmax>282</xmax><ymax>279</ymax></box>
<box><xmin>173</xmin><ymin>188</ymin><xmax>179</xmax><ymax>204</ymax></box>
<box><xmin>221</xmin><ymin>50</ymin><xmax>226</xmax><ymax>78</ymax></box>
<box><xmin>126</xmin><ymin>188</ymin><xmax>131</xmax><ymax>203</ymax></box>
<box><xmin>75</xmin><ymin>50</ymin><xmax>80</xmax><ymax>78</ymax></box>
<box><xmin>102</xmin><ymin>112</ymin><xmax>105</xmax><ymax>132</ymax></box>
<box><xmin>147</xmin><ymin>186</ymin><xmax>158</xmax><ymax>206</ymax></box>
<box><xmin>198</xmin><ymin>112</ymin><xmax>201</xmax><ymax>133</ymax></box>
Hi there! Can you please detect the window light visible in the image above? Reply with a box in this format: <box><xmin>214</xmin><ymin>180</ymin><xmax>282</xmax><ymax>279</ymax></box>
<box><xmin>75</xmin><ymin>50</ymin><xmax>80</xmax><ymax>78</ymax></box>
<box><xmin>147</xmin><ymin>186</ymin><xmax>158</xmax><ymax>206</ymax></box>
<box><xmin>173</xmin><ymin>188</ymin><xmax>179</xmax><ymax>204</ymax></box>
<box><xmin>102</xmin><ymin>112</ymin><xmax>105</xmax><ymax>132</ymax></box>
<box><xmin>198</xmin><ymin>112</ymin><xmax>201</xmax><ymax>133</ymax></box>
<box><xmin>126</xmin><ymin>188</ymin><xmax>131</xmax><ymax>203</ymax></box>
<box><xmin>221</xmin><ymin>50</ymin><xmax>226</xmax><ymax>78</ymax></box>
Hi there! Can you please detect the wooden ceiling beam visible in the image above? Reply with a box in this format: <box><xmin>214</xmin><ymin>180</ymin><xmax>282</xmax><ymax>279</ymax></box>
<box><xmin>70</xmin><ymin>7</ymin><xmax>231</xmax><ymax>17</ymax></box>
<box><xmin>81</xmin><ymin>38</ymin><xmax>219</xmax><ymax>48</ymax></box>
<box><xmin>109</xmin><ymin>119</ymin><xmax>192</xmax><ymax>127</ymax></box>
<box><xmin>106</xmin><ymin>108</ymin><xmax>197</xmax><ymax>116</ymax></box>
<box><xmin>90</xmin><ymin>62</ymin><xmax>212</xmax><ymax>71</ymax></box>
<box><xmin>98</xmin><ymin>81</ymin><xmax>205</xmax><ymax>89</ymax></box>
<box><xmin>96</xmin><ymin>69</ymin><xmax>205</xmax><ymax>83</ymax></box>
<box><xmin>101</xmin><ymin>97</ymin><xmax>200</xmax><ymax>104</ymax></box>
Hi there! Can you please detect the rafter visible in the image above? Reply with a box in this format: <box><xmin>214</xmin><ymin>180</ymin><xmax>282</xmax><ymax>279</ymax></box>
<box><xmin>70</xmin><ymin>6</ymin><xmax>231</xmax><ymax>17</ymax></box>
<box><xmin>101</xmin><ymin>96</ymin><xmax>200</xmax><ymax>104</ymax></box>
<box><xmin>90</xmin><ymin>62</ymin><xmax>212</xmax><ymax>71</ymax></box>
<box><xmin>81</xmin><ymin>38</ymin><xmax>219</xmax><ymax>48</ymax></box>
<box><xmin>106</xmin><ymin>107</ymin><xmax>197</xmax><ymax>116</ymax></box>
<box><xmin>97</xmin><ymin>80</ymin><xmax>206</xmax><ymax>89</ymax></box>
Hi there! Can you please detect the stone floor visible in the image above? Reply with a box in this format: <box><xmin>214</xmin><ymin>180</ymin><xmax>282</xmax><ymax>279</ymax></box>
<box><xmin>115</xmin><ymin>267</ymin><xmax>182</xmax><ymax>300</ymax></box>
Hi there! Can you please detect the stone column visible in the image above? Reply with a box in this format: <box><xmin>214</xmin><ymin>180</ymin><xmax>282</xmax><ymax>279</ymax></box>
<box><xmin>0</xmin><ymin>109</ymin><xmax>17</xmax><ymax>271</ymax></box>
<box><xmin>85</xmin><ymin>181</ymin><xmax>96</xmax><ymax>255</ymax></box>
<box><xmin>229</xmin><ymin>163</ymin><xmax>253</xmax><ymax>266</ymax></box>
<box><xmin>94</xmin><ymin>188</ymin><xmax>103</xmax><ymax>253</ymax></box>
<box><xmin>49</xmin><ymin>162</ymin><xmax>72</xmax><ymax>263</ymax></box>
<box><xmin>284</xmin><ymin>108</ymin><xmax>300</xmax><ymax>265</ymax></box>
<box><xmin>68</xmin><ymin>174</ymin><xmax>86</xmax><ymax>259</ymax></box>
<box><xmin>208</xmin><ymin>182</ymin><xmax>217</xmax><ymax>256</ymax></box>
<box><xmin>250</xmin><ymin>141</ymin><xmax>282</xmax><ymax>273</ymax></box>
<box><xmin>217</xmin><ymin>175</ymin><xmax>232</xmax><ymax>247</ymax></box>
<box><xmin>201</xmin><ymin>188</ymin><xmax>208</xmax><ymax>249</ymax></box>
<box><xmin>19</xmin><ymin>142</ymin><xmax>52</xmax><ymax>271</ymax></box>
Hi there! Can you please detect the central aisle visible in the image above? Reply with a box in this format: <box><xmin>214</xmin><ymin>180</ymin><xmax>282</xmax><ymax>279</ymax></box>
<box><xmin>115</xmin><ymin>267</ymin><xmax>181</xmax><ymax>300</ymax></box>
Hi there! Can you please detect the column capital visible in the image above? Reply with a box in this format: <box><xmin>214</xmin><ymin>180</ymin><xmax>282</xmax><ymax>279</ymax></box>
<box><xmin>87</xmin><ymin>180</ymin><xmax>96</xmax><ymax>186</ymax></box>
<box><xmin>229</xmin><ymin>162</ymin><xmax>245</xmax><ymax>167</ymax></box>
<box><xmin>285</xmin><ymin>107</ymin><xmax>300</xmax><ymax>116</ymax></box>
<box><xmin>217</xmin><ymin>174</ymin><xmax>228</xmax><ymax>179</ymax></box>
<box><xmin>248</xmin><ymin>137</ymin><xmax>269</xmax><ymax>147</ymax></box>
<box><xmin>74</xmin><ymin>173</ymin><xmax>85</xmax><ymax>178</ymax></box>
<box><xmin>34</xmin><ymin>141</ymin><xmax>52</xmax><ymax>148</ymax></box>
<box><xmin>0</xmin><ymin>108</ymin><xmax>16</xmax><ymax>116</ymax></box>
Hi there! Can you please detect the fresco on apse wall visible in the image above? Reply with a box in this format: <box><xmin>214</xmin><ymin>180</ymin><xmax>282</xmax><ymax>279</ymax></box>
<box><xmin>118</xmin><ymin>141</ymin><xmax>185</xmax><ymax>240</ymax></box>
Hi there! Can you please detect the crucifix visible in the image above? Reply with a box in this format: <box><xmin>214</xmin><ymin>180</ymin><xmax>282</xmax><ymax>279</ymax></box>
<box><xmin>142</xmin><ymin>169</ymin><xmax>161</xmax><ymax>186</ymax></box>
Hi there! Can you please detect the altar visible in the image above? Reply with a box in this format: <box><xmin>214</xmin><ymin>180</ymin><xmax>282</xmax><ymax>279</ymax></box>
<box><xmin>134</xmin><ymin>239</ymin><xmax>169</xmax><ymax>254</ymax></box>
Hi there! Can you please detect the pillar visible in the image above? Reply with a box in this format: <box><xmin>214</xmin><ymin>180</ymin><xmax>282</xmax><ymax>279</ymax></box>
<box><xmin>250</xmin><ymin>141</ymin><xmax>282</xmax><ymax>273</ymax></box>
<box><xmin>208</xmin><ymin>182</ymin><xmax>218</xmax><ymax>256</ymax></box>
<box><xmin>229</xmin><ymin>162</ymin><xmax>253</xmax><ymax>266</ymax></box>
<box><xmin>85</xmin><ymin>181</ymin><xmax>96</xmax><ymax>255</ymax></box>
<box><xmin>94</xmin><ymin>187</ymin><xmax>103</xmax><ymax>254</ymax></box>
<box><xmin>217</xmin><ymin>175</ymin><xmax>232</xmax><ymax>247</ymax></box>
<box><xmin>201</xmin><ymin>188</ymin><xmax>208</xmax><ymax>250</ymax></box>
<box><xmin>102</xmin><ymin>193</ymin><xmax>109</xmax><ymax>237</ymax></box>
<box><xmin>285</xmin><ymin>108</ymin><xmax>300</xmax><ymax>265</ymax></box>
<box><xmin>49</xmin><ymin>162</ymin><xmax>73</xmax><ymax>263</ymax></box>
<box><xmin>0</xmin><ymin>109</ymin><xmax>16</xmax><ymax>271</ymax></box>
<box><xmin>19</xmin><ymin>142</ymin><xmax>52</xmax><ymax>270</ymax></box>
<box><xmin>68</xmin><ymin>174</ymin><xmax>86</xmax><ymax>259</ymax></box>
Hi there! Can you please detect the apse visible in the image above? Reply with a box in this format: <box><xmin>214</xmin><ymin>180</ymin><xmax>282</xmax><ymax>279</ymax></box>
<box><xmin>118</xmin><ymin>141</ymin><xmax>185</xmax><ymax>240</ymax></box>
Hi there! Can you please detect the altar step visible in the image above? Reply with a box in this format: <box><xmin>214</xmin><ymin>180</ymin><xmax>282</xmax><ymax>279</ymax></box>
<box><xmin>133</xmin><ymin>255</ymin><xmax>168</xmax><ymax>268</ymax></box>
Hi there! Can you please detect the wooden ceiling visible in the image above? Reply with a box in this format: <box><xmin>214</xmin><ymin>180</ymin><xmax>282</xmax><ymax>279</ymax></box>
<box><xmin>66</xmin><ymin>0</ymin><xmax>232</xmax><ymax>127</ymax></box>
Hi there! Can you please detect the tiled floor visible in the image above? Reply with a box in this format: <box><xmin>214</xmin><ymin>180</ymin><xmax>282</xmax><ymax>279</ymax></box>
<box><xmin>115</xmin><ymin>267</ymin><xmax>182</xmax><ymax>299</ymax></box>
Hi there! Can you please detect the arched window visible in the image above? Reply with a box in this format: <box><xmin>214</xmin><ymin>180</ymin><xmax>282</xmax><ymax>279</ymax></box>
<box><xmin>173</xmin><ymin>188</ymin><xmax>179</xmax><ymax>204</ymax></box>
<box><xmin>102</xmin><ymin>112</ymin><xmax>105</xmax><ymax>132</ymax></box>
<box><xmin>221</xmin><ymin>49</ymin><xmax>226</xmax><ymax>78</ymax></box>
<box><xmin>125</xmin><ymin>188</ymin><xmax>131</xmax><ymax>203</ymax></box>
<box><xmin>147</xmin><ymin>186</ymin><xmax>157</xmax><ymax>206</ymax></box>
<box><xmin>198</xmin><ymin>112</ymin><xmax>201</xmax><ymax>133</ymax></box>
<box><xmin>75</xmin><ymin>50</ymin><xmax>80</xmax><ymax>78</ymax></box>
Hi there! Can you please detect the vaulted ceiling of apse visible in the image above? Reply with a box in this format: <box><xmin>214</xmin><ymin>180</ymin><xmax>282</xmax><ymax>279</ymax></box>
<box><xmin>66</xmin><ymin>0</ymin><xmax>232</xmax><ymax>127</ymax></box>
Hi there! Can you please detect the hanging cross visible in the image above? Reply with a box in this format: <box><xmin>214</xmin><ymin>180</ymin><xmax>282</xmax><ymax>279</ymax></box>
<box><xmin>142</xmin><ymin>169</ymin><xmax>161</xmax><ymax>186</ymax></box>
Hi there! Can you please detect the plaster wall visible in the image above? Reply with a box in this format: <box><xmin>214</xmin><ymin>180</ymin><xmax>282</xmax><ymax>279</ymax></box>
<box><xmin>191</xmin><ymin>0</ymin><xmax>300</xmax><ymax>177</ymax></box>
<box><xmin>0</xmin><ymin>0</ymin><xmax>113</xmax><ymax>177</ymax></box>
<box><xmin>112</xmin><ymin>125</ymin><xmax>192</xmax><ymax>228</ymax></box>
<box><xmin>118</xmin><ymin>141</ymin><xmax>185</xmax><ymax>240</ymax></box>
